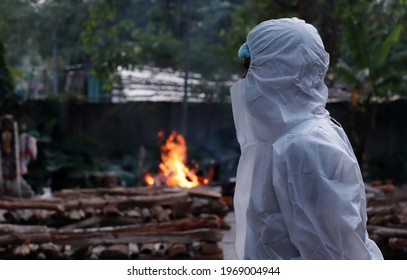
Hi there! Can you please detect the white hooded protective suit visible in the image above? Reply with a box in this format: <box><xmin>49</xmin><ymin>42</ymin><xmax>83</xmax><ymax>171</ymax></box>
<box><xmin>231</xmin><ymin>18</ymin><xmax>383</xmax><ymax>260</ymax></box>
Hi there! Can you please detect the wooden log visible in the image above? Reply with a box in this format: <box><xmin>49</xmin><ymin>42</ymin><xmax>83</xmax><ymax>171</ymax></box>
<box><xmin>99</xmin><ymin>244</ymin><xmax>129</xmax><ymax>259</ymax></box>
<box><xmin>388</xmin><ymin>237</ymin><xmax>407</xmax><ymax>251</ymax></box>
<box><xmin>191</xmin><ymin>198</ymin><xmax>209</xmax><ymax>210</ymax></box>
<box><xmin>0</xmin><ymin>232</ymin><xmax>51</xmax><ymax>246</ymax></box>
<box><xmin>69</xmin><ymin>246</ymin><xmax>91</xmax><ymax>259</ymax></box>
<box><xmin>12</xmin><ymin>243</ymin><xmax>31</xmax><ymax>257</ymax></box>
<box><xmin>0</xmin><ymin>224</ymin><xmax>51</xmax><ymax>234</ymax></box>
<box><xmin>366</xmin><ymin>205</ymin><xmax>395</xmax><ymax>217</ymax></box>
<box><xmin>168</xmin><ymin>243</ymin><xmax>188</xmax><ymax>258</ymax></box>
<box><xmin>367</xmin><ymin>225</ymin><xmax>407</xmax><ymax>238</ymax></box>
<box><xmin>67</xmin><ymin>209</ymin><xmax>86</xmax><ymax>220</ymax></box>
<box><xmin>397</xmin><ymin>215</ymin><xmax>407</xmax><ymax>225</ymax></box>
<box><xmin>368</xmin><ymin>192</ymin><xmax>407</xmax><ymax>205</ymax></box>
<box><xmin>0</xmin><ymin>191</ymin><xmax>190</xmax><ymax>212</ymax></box>
<box><xmin>139</xmin><ymin>243</ymin><xmax>155</xmax><ymax>255</ymax></box>
<box><xmin>52</xmin><ymin>187</ymin><xmax>180</xmax><ymax>199</ymax></box>
<box><xmin>62</xmin><ymin>245</ymin><xmax>73</xmax><ymax>259</ymax></box>
<box><xmin>191</xmin><ymin>199</ymin><xmax>229</xmax><ymax>218</ymax></box>
<box><xmin>83</xmin><ymin>207</ymin><xmax>96</xmax><ymax>216</ymax></box>
<box><xmin>368</xmin><ymin>214</ymin><xmax>400</xmax><ymax>226</ymax></box>
<box><xmin>58</xmin><ymin>216</ymin><xmax>103</xmax><ymax>231</ymax></box>
<box><xmin>63</xmin><ymin>192</ymin><xmax>191</xmax><ymax>210</ymax></box>
<box><xmin>191</xmin><ymin>241</ymin><xmax>200</xmax><ymax>252</ymax></box>
<box><xmin>103</xmin><ymin>204</ymin><xmax>120</xmax><ymax>215</ymax></box>
<box><xmin>40</xmin><ymin>243</ymin><xmax>61</xmax><ymax>259</ymax></box>
<box><xmin>128</xmin><ymin>243</ymin><xmax>139</xmax><ymax>257</ymax></box>
<box><xmin>52</xmin><ymin>228</ymin><xmax>222</xmax><ymax>247</ymax></box>
<box><xmin>5</xmin><ymin>209</ymin><xmax>56</xmax><ymax>224</ymax></box>
<box><xmin>200</xmin><ymin>242</ymin><xmax>223</xmax><ymax>255</ymax></box>
<box><xmin>32</xmin><ymin>209</ymin><xmax>56</xmax><ymax>222</ymax></box>
<box><xmin>153</xmin><ymin>243</ymin><xmax>168</xmax><ymax>257</ymax></box>
<box><xmin>150</xmin><ymin>205</ymin><xmax>170</xmax><ymax>223</ymax></box>
<box><xmin>0</xmin><ymin>215</ymin><xmax>222</xmax><ymax>246</ymax></box>
<box><xmin>141</xmin><ymin>208</ymin><xmax>151</xmax><ymax>223</ymax></box>
<box><xmin>169</xmin><ymin>200</ymin><xmax>192</xmax><ymax>219</ymax></box>
<box><xmin>52</xmin><ymin>187</ymin><xmax>145</xmax><ymax>197</ymax></box>
<box><xmin>37</xmin><ymin>252</ymin><xmax>46</xmax><ymax>259</ymax></box>
<box><xmin>125</xmin><ymin>208</ymin><xmax>141</xmax><ymax>218</ymax></box>
<box><xmin>90</xmin><ymin>245</ymin><xmax>105</xmax><ymax>259</ymax></box>
<box><xmin>0</xmin><ymin>224</ymin><xmax>52</xmax><ymax>246</ymax></box>
<box><xmin>11</xmin><ymin>243</ymin><xmax>41</xmax><ymax>259</ymax></box>
<box><xmin>84</xmin><ymin>214</ymin><xmax>221</xmax><ymax>235</ymax></box>
<box><xmin>0</xmin><ymin>199</ymin><xmax>65</xmax><ymax>212</ymax></box>
<box><xmin>3</xmin><ymin>211</ymin><xmax>20</xmax><ymax>223</ymax></box>
<box><xmin>185</xmin><ymin>187</ymin><xmax>222</xmax><ymax>199</ymax></box>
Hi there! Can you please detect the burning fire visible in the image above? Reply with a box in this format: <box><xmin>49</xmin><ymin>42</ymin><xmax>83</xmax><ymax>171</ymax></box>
<box><xmin>145</xmin><ymin>131</ymin><xmax>208</xmax><ymax>188</ymax></box>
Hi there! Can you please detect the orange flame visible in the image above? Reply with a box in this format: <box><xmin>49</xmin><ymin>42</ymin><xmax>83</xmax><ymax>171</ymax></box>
<box><xmin>145</xmin><ymin>131</ymin><xmax>205</xmax><ymax>188</ymax></box>
<box><xmin>144</xmin><ymin>172</ymin><xmax>155</xmax><ymax>186</ymax></box>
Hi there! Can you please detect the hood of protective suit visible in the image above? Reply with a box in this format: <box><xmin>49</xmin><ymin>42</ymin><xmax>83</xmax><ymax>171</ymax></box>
<box><xmin>231</xmin><ymin>18</ymin><xmax>383</xmax><ymax>260</ymax></box>
<box><xmin>232</xmin><ymin>18</ymin><xmax>330</xmax><ymax>147</ymax></box>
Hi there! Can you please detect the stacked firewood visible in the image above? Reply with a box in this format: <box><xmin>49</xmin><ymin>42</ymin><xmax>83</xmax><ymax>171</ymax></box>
<box><xmin>366</xmin><ymin>188</ymin><xmax>407</xmax><ymax>259</ymax></box>
<box><xmin>0</xmin><ymin>187</ymin><xmax>229</xmax><ymax>260</ymax></box>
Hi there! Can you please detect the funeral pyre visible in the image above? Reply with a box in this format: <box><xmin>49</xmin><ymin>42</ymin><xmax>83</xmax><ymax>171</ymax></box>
<box><xmin>143</xmin><ymin>131</ymin><xmax>212</xmax><ymax>188</ymax></box>
<box><xmin>366</xmin><ymin>185</ymin><xmax>407</xmax><ymax>259</ymax></box>
<box><xmin>0</xmin><ymin>187</ymin><xmax>229</xmax><ymax>260</ymax></box>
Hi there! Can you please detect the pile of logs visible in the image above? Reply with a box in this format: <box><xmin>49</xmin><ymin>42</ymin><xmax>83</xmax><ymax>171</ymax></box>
<box><xmin>367</xmin><ymin>188</ymin><xmax>407</xmax><ymax>259</ymax></box>
<box><xmin>0</xmin><ymin>186</ymin><xmax>229</xmax><ymax>260</ymax></box>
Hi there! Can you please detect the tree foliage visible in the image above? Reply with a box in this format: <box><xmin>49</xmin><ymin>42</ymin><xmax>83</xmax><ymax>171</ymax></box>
<box><xmin>80</xmin><ymin>0</ymin><xmax>140</xmax><ymax>83</ymax></box>
<box><xmin>35</xmin><ymin>0</ymin><xmax>89</xmax><ymax>65</ymax></box>
<box><xmin>333</xmin><ymin>0</ymin><xmax>407</xmax><ymax>169</ymax></box>
<box><xmin>0</xmin><ymin>0</ymin><xmax>39</xmax><ymax>66</ymax></box>
<box><xmin>0</xmin><ymin>41</ymin><xmax>14</xmax><ymax>94</ymax></box>
<box><xmin>0</xmin><ymin>40</ymin><xmax>21</xmax><ymax>112</ymax></box>
<box><xmin>80</xmin><ymin>0</ymin><xmax>245</xmax><ymax>85</ymax></box>
<box><xmin>336</xmin><ymin>0</ymin><xmax>407</xmax><ymax>99</ymax></box>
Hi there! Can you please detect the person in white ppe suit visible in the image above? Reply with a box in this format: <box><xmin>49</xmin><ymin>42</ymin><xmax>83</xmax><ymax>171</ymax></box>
<box><xmin>230</xmin><ymin>18</ymin><xmax>383</xmax><ymax>260</ymax></box>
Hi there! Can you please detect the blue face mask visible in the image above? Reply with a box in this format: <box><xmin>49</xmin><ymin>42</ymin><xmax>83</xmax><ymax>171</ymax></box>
<box><xmin>238</xmin><ymin>42</ymin><xmax>251</xmax><ymax>60</ymax></box>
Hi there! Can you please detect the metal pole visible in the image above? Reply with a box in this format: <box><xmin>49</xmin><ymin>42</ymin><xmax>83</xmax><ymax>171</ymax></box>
<box><xmin>52</xmin><ymin>29</ymin><xmax>58</xmax><ymax>96</ymax></box>
<box><xmin>181</xmin><ymin>0</ymin><xmax>191</xmax><ymax>136</ymax></box>
<box><xmin>13</xmin><ymin>121</ymin><xmax>22</xmax><ymax>198</ymax></box>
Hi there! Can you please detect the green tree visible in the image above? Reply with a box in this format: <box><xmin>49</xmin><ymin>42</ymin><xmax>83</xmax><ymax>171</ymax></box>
<box><xmin>34</xmin><ymin>0</ymin><xmax>89</xmax><ymax>95</ymax></box>
<box><xmin>0</xmin><ymin>0</ymin><xmax>39</xmax><ymax>67</ymax></box>
<box><xmin>80</xmin><ymin>0</ymin><xmax>244</xmax><ymax>84</ymax></box>
<box><xmin>81</xmin><ymin>0</ymin><xmax>151</xmax><ymax>86</ymax></box>
<box><xmin>35</xmin><ymin>0</ymin><xmax>89</xmax><ymax>65</ymax></box>
<box><xmin>0</xmin><ymin>39</ymin><xmax>20</xmax><ymax>112</ymax></box>
<box><xmin>0</xmin><ymin>41</ymin><xmax>14</xmax><ymax>93</ymax></box>
<box><xmin>334</xmin><ymin>0</ymin><xmax>407</xmax><ymax>171</ymax></box>
<box><xmin>0</xmin><ymin>0</ymin><xmax>90</xmax><ymax>97</ymax></box>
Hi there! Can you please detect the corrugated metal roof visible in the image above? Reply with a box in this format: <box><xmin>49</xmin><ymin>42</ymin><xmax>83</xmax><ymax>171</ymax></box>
<box><xmin>112</xmin><ymin>67</ymin><xmax>352</xmax><ymax>103</ymax></box>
